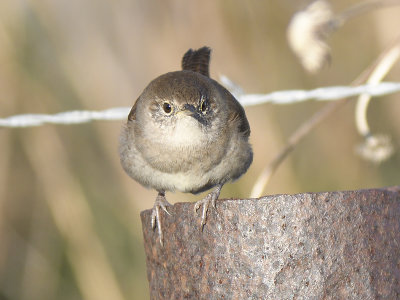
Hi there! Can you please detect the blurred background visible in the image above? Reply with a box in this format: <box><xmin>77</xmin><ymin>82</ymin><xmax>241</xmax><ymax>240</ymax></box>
<box><xmin>0</xmin><ymin>0</ymin><xmax>399</xmax><ymax>299</ymax></box>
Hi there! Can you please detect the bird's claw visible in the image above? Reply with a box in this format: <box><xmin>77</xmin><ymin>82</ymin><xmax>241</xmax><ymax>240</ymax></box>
<box><xmin>194</xmin><ymin>185</ymin><xmax>222</xmax><ymax>230</ymax></box>
<box><xmin>151</xmin><ymin>192</ymin><xmax>172</xmax><ymax>246</ymax></box>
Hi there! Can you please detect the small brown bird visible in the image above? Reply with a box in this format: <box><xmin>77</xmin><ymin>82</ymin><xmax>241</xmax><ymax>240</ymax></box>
<box><xmin>119</xmin><ymin>47</ymin><xmax>253</xmax><ymax>245</ymax></box>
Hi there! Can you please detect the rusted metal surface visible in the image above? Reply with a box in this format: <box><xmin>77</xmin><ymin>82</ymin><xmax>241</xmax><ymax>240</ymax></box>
<box><xmin>141</xmin><ymin>186</ymin><xmax>400</xmax><ymax>299</ymax></box>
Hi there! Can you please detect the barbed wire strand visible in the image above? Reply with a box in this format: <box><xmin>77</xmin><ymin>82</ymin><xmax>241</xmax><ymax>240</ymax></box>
<box><xmin>1</xmin><ymin>82</ymin><xmax>400</xmax><ymax>128</ymax></box>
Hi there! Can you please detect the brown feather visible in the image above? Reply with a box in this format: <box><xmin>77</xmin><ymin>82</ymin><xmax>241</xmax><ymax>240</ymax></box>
<box><xmin>181</xmin><ymin>47</ymin><xmax>211</xmax><ymax>77</ymax></box>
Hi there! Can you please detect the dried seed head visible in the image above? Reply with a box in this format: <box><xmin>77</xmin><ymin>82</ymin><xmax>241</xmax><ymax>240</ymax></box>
<box><xmin>356</xmin><ymin>134</ymin><xmax>394</xmax><ymax>164</ymax></box>
<box><xmin>287</xmin><ymin>0</ymin><xmax>336</xmax><ymax>73</ymax></box>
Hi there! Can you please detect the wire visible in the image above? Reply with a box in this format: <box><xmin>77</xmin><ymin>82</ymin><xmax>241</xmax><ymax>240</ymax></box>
<box><xmin>0</xmin><ymin>107</ymin><xmax>130</xmax><ymax>128</ymax></box>
<box><xmin>1</xmin><ymin>82</ymin><xmax>399</xmax><ymax>128</ymax></box>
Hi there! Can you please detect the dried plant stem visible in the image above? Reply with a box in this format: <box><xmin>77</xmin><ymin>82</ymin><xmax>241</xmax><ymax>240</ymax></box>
<box><xmin>339</xmin><ymin>0</ymin><xmax>400</xmax><ymax>23</ymax></box>
<box><xmin>250</xmin><ymin>36</ymin><xmax>400</xmax><ymax>198</ymax></box>
<box><xmin>355</xmin><ymin>37</ymin><xmax>400</xmax><ymax>137</ymax></box>
<box><xmin>332</xmin><ymin>0</ymin><xmax>400</xmax><ymax>29</ymax></box>
<box><xmin>250</xmin><ymin>99</ymin><xmax>349</xmax><ymax>198</ymax></box>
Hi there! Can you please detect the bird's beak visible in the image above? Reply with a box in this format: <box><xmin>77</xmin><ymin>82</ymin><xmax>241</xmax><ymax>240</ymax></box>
<box><xmin>181</xmin><ymin>104</ymin><xmax>197</xmax><ymax>115</ymax></box>
<box><xmin>177</xmin><ymin>104</ymin><xmax>196</xmax><ymax>117</ymax></box>
<box><xmin>178</xmin><ymin>110</ymin><xmax>194</xmax><ymax>117</ymax></box>
<box><xmin>178</xmin><ymin>104</ymin><xmax>207</xmax><ymax>125</ymax></box>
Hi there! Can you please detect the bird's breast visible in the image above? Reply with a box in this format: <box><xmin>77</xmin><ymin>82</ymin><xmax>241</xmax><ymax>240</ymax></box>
<box><xmin>167</xmin><ymin>117</ymin><xmax>207</xmax><ymax>147</ymax></box>
<box><xmin>137</xmin><ymin>117</ymin><xmax>229</xmax><ymax>174</ymax></box>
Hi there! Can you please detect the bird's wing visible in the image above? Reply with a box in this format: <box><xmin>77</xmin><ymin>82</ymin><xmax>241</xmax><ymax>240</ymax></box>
<box><xmin>127</xmin><ymin>98</ymin><xmax>138</xmax><ymax>121</ymax></box>
<box><xmin>227</xmin><ymin>93</ymin><xmax>251</xmax><ymax>137</ymax></box>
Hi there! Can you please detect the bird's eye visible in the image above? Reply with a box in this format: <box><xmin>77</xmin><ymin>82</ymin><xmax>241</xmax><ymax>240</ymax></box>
<box><xmin>162</xmin><ymin>102</ymin><xmax>172</xmax><ymax>114</ymax></box>
<box><xmin>200</xmin><ymin>97</ymin><xmax>208</xmax><ymax>113</ymax></box>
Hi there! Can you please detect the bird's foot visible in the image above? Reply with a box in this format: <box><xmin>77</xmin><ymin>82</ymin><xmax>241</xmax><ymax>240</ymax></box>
<box><xmin>150</xmin><ymin>191</ymin><xmax>171</xmax><ymax>246</ymax></box>
<box><xmin>194</xmin><ymin>184</ymin><xmax>222</xmax><ymax>230</ymax></box>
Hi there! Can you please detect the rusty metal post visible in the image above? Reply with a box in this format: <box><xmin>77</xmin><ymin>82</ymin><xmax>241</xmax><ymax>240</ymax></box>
<box><xmin>141</xmin><ymin>186</ymin><xmax>400</xmax><ymax>299</ymax></box>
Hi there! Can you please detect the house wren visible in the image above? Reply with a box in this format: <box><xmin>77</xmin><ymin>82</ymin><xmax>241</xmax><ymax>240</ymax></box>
<box><xmin>119</xmin><ymin>47</ymin><xmax>253</xmax><ymax>245</ymax></box>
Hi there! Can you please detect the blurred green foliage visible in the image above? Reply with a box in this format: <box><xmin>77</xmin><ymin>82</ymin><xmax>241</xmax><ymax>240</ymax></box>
<box><xmin>0</xmin><ymin>1</ymin><xmax>399</xmax><ymax>299</ymax></box>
